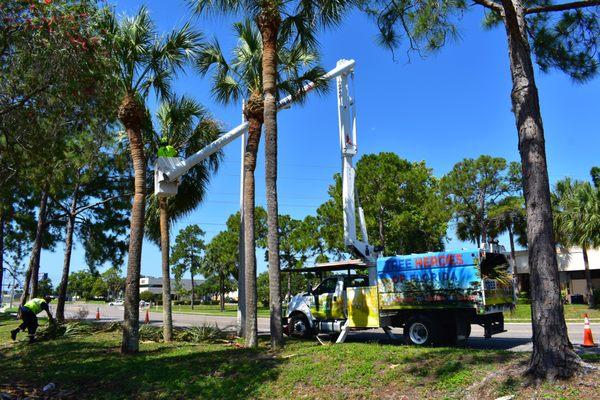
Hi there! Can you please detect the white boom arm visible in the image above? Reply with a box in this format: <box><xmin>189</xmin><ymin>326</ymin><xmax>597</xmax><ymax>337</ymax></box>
<box><xmin>154</xmin><ymin>58</ymin><xmax>377</xmax><ymax>263</ymax></box>
<box><xmin>335</xmin><ymin>60</ymin><xmax>377</xmax><ymax>264</ymax></box>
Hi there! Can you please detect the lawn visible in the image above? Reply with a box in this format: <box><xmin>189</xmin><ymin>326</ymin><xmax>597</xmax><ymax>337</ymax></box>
<box><xmin>152</xmin><ymin>303</ymin><xmax>271</xmax><ymax>318</ymax></box>
<box><xmin>504</xmin><ymin>304</ymin><xmax>600</xmax><ymax>322</ymax></box>
<box><xmin>157</xmin><ymin>303</ymin><xmax>598</xmax><ymax>322</ymax></box>
<box><xmin>1</xmin><ymin>313</ymin><xmax>599</xmax><ymax>399</ymax></box>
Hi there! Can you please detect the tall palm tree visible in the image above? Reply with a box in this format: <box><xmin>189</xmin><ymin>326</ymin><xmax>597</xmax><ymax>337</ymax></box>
<box><xmin>109</xmin><ymin>7</ymin><xmax>201</xmax><ymax>354</ymax></box>
<box><xmin>145</xmin><ymin>96</ymin><xmax>222</xmax><ymax>341</ymax></box>
<box><xmin>196</xmin><ymin>19</ymin><xmax>327</xmax><ymax>348</ymax></box>
<box><xmin>554</xmin><ymin>179</ymin><xmax>600</xmax><ymax>308</ymax></box>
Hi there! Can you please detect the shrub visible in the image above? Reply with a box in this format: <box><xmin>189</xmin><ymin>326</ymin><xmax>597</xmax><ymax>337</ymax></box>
<box><xmin>140</xmin><ymin>290</ymin><xmax>155</xmax><ymax>303</ymax></box>
<box><xmin>593</xmin><ymin>289</ymin><xmax>600</xmax><ymax>308</ymax></box>
<box><xmin>139</xmin><ymin>324</ymin><xmax>163</xmax><ymax>341</ymax></box>
<box><xmin>175</xmin><ymin>324</ymin><xmax>226</xmax><ymax>342</ymax></box>
<box><xmin>516</xmin><ymin>291</ymin><xmax>530</xmax><ymax>305</ymax></box>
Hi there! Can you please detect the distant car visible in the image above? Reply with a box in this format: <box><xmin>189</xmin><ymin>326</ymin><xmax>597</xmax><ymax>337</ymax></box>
<box><xmin>139</xmin><ymin>300</ymin><xmax>150</xmax><ymax>308</ymax></box>
<box><xmin>108</xmin><ymin>300</ymin><xmax>124</xmax><ymax>307</ymax></box>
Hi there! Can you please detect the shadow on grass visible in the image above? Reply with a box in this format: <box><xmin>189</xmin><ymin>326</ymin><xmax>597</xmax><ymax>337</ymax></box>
<box><xmin>1</xmin><ymin>335</ymin><xmax>284</xmax><ymax>400</ymax></box>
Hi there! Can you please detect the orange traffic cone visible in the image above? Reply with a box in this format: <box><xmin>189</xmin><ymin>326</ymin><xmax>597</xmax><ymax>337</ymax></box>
<box><xmin>144</xmin><ymin>309</ymin><xmax>150</xmax><ymax>324</ymax></box>
<box><xmin>96</xmin><ymin>307</ymin><xmax>100</xmax><ymax>320</ymax></box>
<box><xmin>582</xmin><ymin>313</ymin><xmax>597</xmax><ymax>348</ymax></box>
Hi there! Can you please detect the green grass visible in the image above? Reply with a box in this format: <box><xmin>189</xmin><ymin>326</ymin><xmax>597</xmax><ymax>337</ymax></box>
<box><xmin>1</xmin><ymin>313</ymin><xmax>598</xmax><ymax>399</ymax></box>
<box><xmin>151</xmin><ymin>303</ymin><xmax>270</xmax><ymax>318</ymax></box>
<box><xmin>504</xmin><ymin>304</ymin><xmax>600</xmax><ymax>321</ymax></box>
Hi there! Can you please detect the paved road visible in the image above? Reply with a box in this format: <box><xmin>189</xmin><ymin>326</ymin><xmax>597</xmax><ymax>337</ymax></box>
<box><xmin>63</xmin><ymin>303</ymin><xmax>600</xmax><ymax>353</ymax></box>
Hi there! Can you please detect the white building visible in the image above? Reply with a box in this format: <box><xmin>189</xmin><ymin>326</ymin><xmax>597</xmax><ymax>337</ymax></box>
<box><xmin>139</xmin><ymin>276</ymin><xmax>238</xmax><ymax>301</ymax></box>
<box><xmin>139</xmin><ymin>276</ymin><xmax>200</xmax><ymax>298</ymax></box>
<box><xmin>514</xmin><ymin>247</ymin><xmax>600</xmax><ymax>301</ymax></box>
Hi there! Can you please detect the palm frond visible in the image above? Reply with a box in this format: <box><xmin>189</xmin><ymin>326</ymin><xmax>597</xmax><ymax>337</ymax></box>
<box><xmin>160</xmin><ymin>22</ymin><xmax>204</xmax><ymax>73</ymax></box>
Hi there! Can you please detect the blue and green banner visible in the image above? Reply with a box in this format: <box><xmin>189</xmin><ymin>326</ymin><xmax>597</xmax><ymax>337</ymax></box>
<box><xmin>377</xmin><ymin>250</ymin><xmax>483</xmax><ymax>308</ymax></box>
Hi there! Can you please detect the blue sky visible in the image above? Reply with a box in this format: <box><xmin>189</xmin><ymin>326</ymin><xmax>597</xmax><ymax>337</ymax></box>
<box><xmin>38</xmin><ymin>1</ymin><xmax>599</xmax><ymax>286</ymax></box>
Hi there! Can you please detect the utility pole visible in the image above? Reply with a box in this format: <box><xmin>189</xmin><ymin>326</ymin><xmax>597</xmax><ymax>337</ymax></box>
<box><xmin>237</xmin><ymin>100</ymin><xmax>246</xmax><ymax>337</ymax></box>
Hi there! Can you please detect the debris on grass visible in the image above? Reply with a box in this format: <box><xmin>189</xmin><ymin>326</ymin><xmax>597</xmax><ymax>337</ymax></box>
<box><xmin>0</xmin><ymin>383</ymin><xmax>76</xmax><ymax>400</ymax></box>
<box><xmin>139</xmin><ymin>323</ymin><xmax>229</xmax><ymax>343</ymax></box>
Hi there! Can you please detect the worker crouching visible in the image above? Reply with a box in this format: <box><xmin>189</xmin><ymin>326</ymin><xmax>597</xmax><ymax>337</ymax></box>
<box><xmin>11</xmin><ymin>295</ymin><xmax>55</xmax><ymax>343</ymax></box>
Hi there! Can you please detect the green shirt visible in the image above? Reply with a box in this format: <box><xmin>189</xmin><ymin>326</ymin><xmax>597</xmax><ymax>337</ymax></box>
<box><xmin>24</xmin><ymin>298</ymin><xmax>48</xmax><ymax>314</ymax></box>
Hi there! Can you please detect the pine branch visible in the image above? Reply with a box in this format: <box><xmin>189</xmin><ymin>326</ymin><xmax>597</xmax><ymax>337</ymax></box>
<box><xmin>525</xmin><ymin>0</ymin><xmax>600</xmax><ymax>14</ymax></box>
<box><xmin>74</xmin><ymin>194</ymin><xmax>129</xmax><ymax>214</ymax></box>
<box><xmin>473</xmin><ymin>0</ymin><xmax>504</xmax><ymax>14</ymax></box>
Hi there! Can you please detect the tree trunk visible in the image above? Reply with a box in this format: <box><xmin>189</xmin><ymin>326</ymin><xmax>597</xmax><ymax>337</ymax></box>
<box><xmin>242</xmin><ymin>100</ymin><xmax>263</xmax><ymax>347</ymax></box>
<box><xmin>378</xmin><ymin>206</ymin><xmax>386</xmax><ymax>251</ymax></box>
<box><xmin>190</xmin><ymin>265</ymin><xmax>195</xmax><ymax>309</ymax></box>
<box><xmin>56</xmin><ymin>184</ymin><xmax>80</xmax><ymax>322</ymax></box>
<box><xmin>56</xmin><ymin>213</ymin><xmax>75</xmax><ymax>322</ymax></box>
<box><xmin>118</xmin><ymin>94</ymin><xmax>146</xmax><ymax>354</ymax></box>
<box><xmin>20</xmin><ymin>189</ymin><xmax>48</xmax><ymax>306</ymax></box>
<box><xmin>0</xmin><ymin>211</ymin><xmax>4</xmax><ymax>306</ymax></box>
<box><xmin>159</xmin><ymin>197</ymin><xmax>173</xmax><ymax>341</ymax></box>
<box><xmin>259</xmin><ymin>8</ymin><xmax>284</xmax><ymax>350</ymax></box>
<box><xmin>220</xmin><ymin>272</ymin><xmax>225</xmax><ymax>312</ymax></box>
<box><xmin>287</xmin><ymin>270</ymin><xmax>291</xmax><ymax>300</ymax></box>
<box><xmin>508</xmin><ymin>225</ymin><xmax>522</xmax><ymax>292</ymax></box>
<box><xmin>582</xmin><ymin>247</ymin><xmax>595</xmax><ymax>308</ymax></box>
<box><xmin>500</xmin><ymin>0</ymin><xmax>587</xmax><ymax>379</ymax></box>
<box><xmin>480</xmin><ymin>194</ymin><xmax>487</xmax><ymax>246</ymax></box>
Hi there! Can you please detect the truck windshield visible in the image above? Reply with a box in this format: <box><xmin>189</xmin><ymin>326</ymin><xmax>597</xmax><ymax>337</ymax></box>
<box><xmin>313</xmin><ymin>278</ymin><xmax>338</xmax><ymax>295</ymax></box>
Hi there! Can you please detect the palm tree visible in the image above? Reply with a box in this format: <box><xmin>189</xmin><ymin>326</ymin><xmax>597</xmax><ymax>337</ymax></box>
<box><xmin>109</xmin><ymin>7</ymin><xmax>201</xmax><ymax>354</ymax></box>
<box><xmin>196</xmin><ymin>19</ymin><xmax>327</xmax><ymax>348</ymax></box>
<box><xmin>488</xmin><ymin>196</ymin><xmax>527</xmax><ymax>290</ymax></box>
<box><xmin>145</xmin><ymin>96</ymin><xmax>222</xmax><ymax>341</ymax></box>
<box><xmin>554</xmin><ymin>179</ymin><xmax>600</xmax><ymax>308</ymax></box>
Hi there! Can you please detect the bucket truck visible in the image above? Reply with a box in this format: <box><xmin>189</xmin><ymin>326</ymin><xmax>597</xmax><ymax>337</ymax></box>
<box><xmin>154</xmin><ymin>59</ymin><xmax>515</xmax><ymax>346</ymax></box>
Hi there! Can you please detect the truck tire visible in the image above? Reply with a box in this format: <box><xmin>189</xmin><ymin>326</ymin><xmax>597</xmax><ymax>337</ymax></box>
<box><xmin>289</xmin><ymin>313</ymin><xmax>312</xmax><ymax>339</ymax></box>
<box><xmin>403</xmin><ymin>316</ymin><xmax>438</xmax><ymax>346</ymax></box>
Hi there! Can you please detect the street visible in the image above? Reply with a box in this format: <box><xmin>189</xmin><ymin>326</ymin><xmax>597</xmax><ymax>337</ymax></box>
<box><xmin>63</xmin><ymin>303</ymin><xmax>600</xmax><ymax>353</ymax></box>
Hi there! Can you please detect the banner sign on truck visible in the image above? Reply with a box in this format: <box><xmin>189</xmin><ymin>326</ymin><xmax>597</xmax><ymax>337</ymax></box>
<box><xmin>377</xmin><ymin>250</ymin><xmax>482</xmax><ymax>309</ymax></box>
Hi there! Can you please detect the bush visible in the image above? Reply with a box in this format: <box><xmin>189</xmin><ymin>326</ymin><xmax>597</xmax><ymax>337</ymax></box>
<box><xmin>516</xmin><ymin>291</ymin><xmax>530</xmax><ymax>305</ymax></box>
<box><xmin>175</xmin><ymin>324</ymin><xmax>226</xmax><ymax>342</ymax></box>
<box><xmin>140</xmin><ymin>291</ymin><xmax>155</xmax><ymax>303</ymax></box>
<box><xmin>593</xmin><ymin>289</ymin><xmax>600</xmax><ymax>308</ymax></box>
<box><xmin>139</xmin><ymin>324</ymin><xmax>163</xmax><ymax>341</ymax></box>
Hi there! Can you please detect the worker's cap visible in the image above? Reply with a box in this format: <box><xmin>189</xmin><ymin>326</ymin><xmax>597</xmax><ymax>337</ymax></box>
<box><xmin>44</xmin><ymin>295</ymin><xmax>53</xmax><ymax>302</ymax></box>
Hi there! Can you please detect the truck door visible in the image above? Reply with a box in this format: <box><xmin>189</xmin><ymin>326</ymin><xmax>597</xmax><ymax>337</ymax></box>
<box><xmin>310</xmin><ymin>277</ymin><xmax>345</xmax><ymax>320</ymax></box>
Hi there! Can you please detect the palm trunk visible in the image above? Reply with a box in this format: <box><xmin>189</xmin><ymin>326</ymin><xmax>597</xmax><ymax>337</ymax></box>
<box><xmin>582</xmin><ymin>247</ymin><xmax>594</xmax><ymax>308</ymax></box>
<box><xmin>190</xmin><ymin>265</ymin><xmax>195</xmax><ymax>309</ymax></box>
<box><xmin>119</xmin><ymin>94</ymin><xmax>146</xmax><ymax>354</ymax></box>
<box><xmin>259</xmin><ymin>8</ymin><xmax>284</xmax><ymax>349</ymax></box>
<box><xmin>20</xmin><ymin>189</ymin><xmax>48</xmax><ymax>306</ymax></box>
<box><xmin>500</xmin><ymin>0</ymin><xmax>586</xmax><ymax>378</ymax></box>
<box><xmin>243</xmin><ymin>106</ymin><xmax>263</xmax><ymax>347</ymax></box>
<box><xmin>159</xmin><ymin>197</ymin><xmax>173</xmax><ymax>341</ymax></box>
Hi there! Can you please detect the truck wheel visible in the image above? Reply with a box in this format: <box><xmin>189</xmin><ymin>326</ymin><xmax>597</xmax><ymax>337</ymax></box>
<box><xmin>289</xmin><ymin>314</ymin><xmax>312</xmax><ymax>339</ymax></box>
<box><xmin>403</xmin><ymin>316</ymin><xmax>437</xmax><ymax>346</ymax></box>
